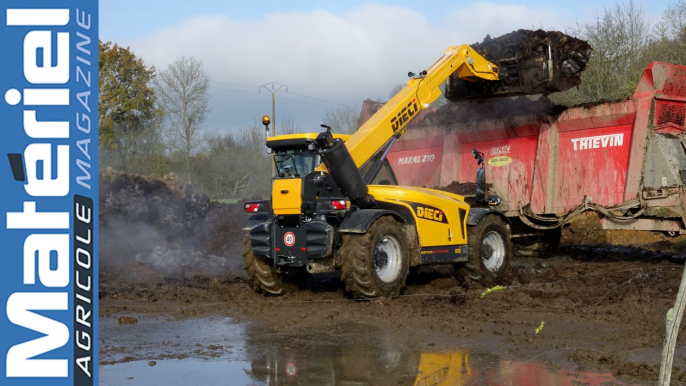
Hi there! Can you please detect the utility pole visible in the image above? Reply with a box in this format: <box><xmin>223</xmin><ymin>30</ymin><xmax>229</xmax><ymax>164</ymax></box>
<box><xmin>259</xmin><ymin>82</ymin><xmax>287</xmax><ymax>136</ymax></box>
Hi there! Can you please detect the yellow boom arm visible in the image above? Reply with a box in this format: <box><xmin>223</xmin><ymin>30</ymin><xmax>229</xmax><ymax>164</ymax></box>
<box><xmin>317</xmin><ymin>44</ymin><xmax>499</xmax><ymax>171</ymax></box>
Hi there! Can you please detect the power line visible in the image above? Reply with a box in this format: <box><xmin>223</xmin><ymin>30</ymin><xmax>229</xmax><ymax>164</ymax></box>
<box><xmin>210</xmin><ymin>80</ymin><xmax>354</xmax><ymax>108</ymax></box>
<box><xmin>209</xmin><ymin>87</ymin><xmax>334</xmax><ymax>110</ymax></box>
<box><xmin>210</xmin><ymin>80</ymin><xmax>261</xmax><ymax>89</ymax></box>
<box><xmin>286</xmin><ymin>91</ymin><xmax>354</xmax><ymax>108</ymax></box>
<box><xmin>279</xmin><ymin>96</ymin><xmax>335</xmax><ymax>110</ymax></box>
<box><xmin>210</xmin><ymin>87</ymin><xmax>340</xmax><ymax>113</ymax></box>
<box><xmin>209</xmin><ymin>86</ymin><xmax>264</xmax><ymax>95</ymax></box>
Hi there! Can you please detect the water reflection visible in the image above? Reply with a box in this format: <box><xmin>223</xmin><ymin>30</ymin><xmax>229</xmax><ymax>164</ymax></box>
<box><xmin>99</xmin><ymin>315</ymin><xmax>634</xmax><ymax>386</ymax></box>
<box><xmin>247</xmin><ymin>347</ymin><xmax>625</xmax><ymax>386</ymax></box>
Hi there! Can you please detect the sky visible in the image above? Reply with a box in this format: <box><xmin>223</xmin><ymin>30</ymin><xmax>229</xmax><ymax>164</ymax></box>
<box><xmin>100</xmin><ymin>0</ymin><xmax>676</xmax><ymax>135</ymax></box>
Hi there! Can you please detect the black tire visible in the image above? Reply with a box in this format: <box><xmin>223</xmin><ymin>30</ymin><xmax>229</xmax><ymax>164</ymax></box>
<box><xmin>512</xmin><ymin>228</ymin><xmax>561</xmax><ymax>258</ymax></box>
<box><xmin>244</xmin><ymin>239</ymin><xmax>308</xmax><ymax>296</ymax></box>
<box><xmin>339</xmin><ymin>216</ymin><xmax>410</xmax><ymax>298</ymax></box>
<box><xmin>459</xmin><ymin>214</ymin><xmax>512</xmax><ymax>285</ymax></box>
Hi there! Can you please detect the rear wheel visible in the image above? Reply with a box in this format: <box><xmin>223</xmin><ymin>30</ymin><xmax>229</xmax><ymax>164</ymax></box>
<box><xmin>340</xmin><ymin>216</ymin><xmax>410</xmax><ymax>298</ymax></box>
<box><xmin>244</xmin><ymin>238</ymin><xmax>308</xmax><ymax>296</ymax></box>
<box><xmin>459</xmin><ymin>214</ymin><xmax>512</xmax><ymax>285</ymax></box>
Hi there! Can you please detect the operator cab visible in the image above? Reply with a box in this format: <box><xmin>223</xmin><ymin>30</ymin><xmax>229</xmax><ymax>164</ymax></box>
<box><xmin>267</xmin><ymin>133</ymin><xmax>332</xmax><ymax>178</ymax></box>
<box><xmin>266</xmin><ymin>133</ymin><xmax>398</xmax><ymax>185</ymax></box>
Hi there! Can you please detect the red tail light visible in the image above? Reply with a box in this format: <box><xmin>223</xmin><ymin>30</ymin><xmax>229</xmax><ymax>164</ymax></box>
<box><xmin>330</xmin><ymin>200</ymin><xmax>347</xmax><ymax>210</ymax></box>
<box><xmin>245</xmin><ymin>203</ymin><xmax>260</xmax><ymax>213</ymax></box>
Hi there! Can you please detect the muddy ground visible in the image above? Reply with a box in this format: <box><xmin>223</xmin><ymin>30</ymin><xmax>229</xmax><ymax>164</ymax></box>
<box><xmin>98</xmin><ymin>172</ymin><xmax>686</xmax><ymax>384</ymax></box>
<box><xmin>99</xmin><ymin>253</ymin><xmax>686</xmax><ymax>384</ymax></box>
<box><xmin>100</xmin><ymin>227</ymin><xmax>686</xmax><ymax>384</ymax></box>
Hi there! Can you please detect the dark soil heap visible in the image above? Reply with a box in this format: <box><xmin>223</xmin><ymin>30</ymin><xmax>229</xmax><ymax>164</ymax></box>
<box><xmin>99</xmin><ymin>169</ymin><xmax>245</xmax><ymax>278</ymax></box>
<box><xmin>418</xmin><ymin>95</ymin><xmax>563</xmax><ymax>128</ymax></box>
<box><xmin>471</xmin><ymin>29</ymin><xmax>592</xmax><ymax>81</ymax></box>
<box><xmin>446</xmin><ymin>29</ymin><xmax>592</xmax><ymax>99</ymax></box>
<box><xmin>434</xmin><ymin>181</ymin><xmax>496</xmax><ymax>197</ymax></box>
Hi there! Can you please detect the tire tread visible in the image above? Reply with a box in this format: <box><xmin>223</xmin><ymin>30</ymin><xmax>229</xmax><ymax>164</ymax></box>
<box><xmin>244</xmin><ymin>238</ymin><xmax>306</xmax><ymax>296</ymax></box>
<box><xmin>458</xmin><ymin>214</ymin><xmax>512</xmax><ymax>285</ymax></box>
<box><xmin>339</xmin><ymin>216</ymin><xmax>409</xmax><ymax>298</ymax></box>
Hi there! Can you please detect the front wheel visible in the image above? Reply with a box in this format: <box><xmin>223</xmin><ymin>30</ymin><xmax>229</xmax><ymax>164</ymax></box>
<box><xmin>340</xmin><ymin>216</ymin><xmax>410</xmax><ymax>298</ymax></box>
<box><xmin>244</xmin><ymin>239</ymin><xmax>308</xmax><ymax>296</ymax></box>
<box><xmin>459</xmin><ymin>214</ymin><xmax>512</xmax><ymax>285</ymax></box>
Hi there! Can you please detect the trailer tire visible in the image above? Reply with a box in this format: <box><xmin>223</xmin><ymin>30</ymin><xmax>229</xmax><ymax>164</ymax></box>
<box><xmin>459</xmin><ymin>214</ymin><xmax>512</xmax><ymax>285</ymax></box>
<box><xmin>512</xmin><ymin>228</ymin><xmax>561</xmax><ymax>258</ymax></box>
<box><xmin>244</xmin><ymin>239</ymin><xmax>307</xmax><ymax>296</ymax></box>
<box><xmin>340</xmin><ymin>216</ymin><xmax>410</xmax><ymax>298</ymax></box>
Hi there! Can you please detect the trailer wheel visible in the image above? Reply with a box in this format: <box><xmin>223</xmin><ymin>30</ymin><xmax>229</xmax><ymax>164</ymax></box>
<box><xmin>459</xmin><ymin>214</ymin><xmax>512</xmax><ymax>285</ymax></box>
<box><xmin>244</xmin><ymin>238</ymin><xmax>307</xmax><ymax>296</ymax></box>
<box><xmin>340</xmin><ymin>216</ymin><xmax>410</xmax><ymax>298</ymax></box>
<box><xmin>512</xmin><ymin>228</ymin><xmax>561</xmax><ymax>258</ymax></box>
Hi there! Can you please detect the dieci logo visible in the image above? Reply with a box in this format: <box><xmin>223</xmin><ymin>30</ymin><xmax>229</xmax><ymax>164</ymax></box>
<box><xmin>390</xmin><ymin>99</ymin><xmax>419</xmax><ymax>132</ymax></box>
<box><xmin>1</xmin><ymin>4</ymin><xmax>98</xmax><ymax>386</ymax></box>
<box><xmin>415</xmin><ymin>205</ymin><xmax>448</xmax><ymax>223</ymax></box>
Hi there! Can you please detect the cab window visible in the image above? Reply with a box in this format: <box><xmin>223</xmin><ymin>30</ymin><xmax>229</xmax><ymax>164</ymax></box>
<box><xmin>274</xmin><ymin>149</ymin><xmax>318</xmax><ymax>177</ymax></box>
<box><xmin>361</xmin><ymin>159</ymin><xmax>398</xmax><ymax>185</ymax></box>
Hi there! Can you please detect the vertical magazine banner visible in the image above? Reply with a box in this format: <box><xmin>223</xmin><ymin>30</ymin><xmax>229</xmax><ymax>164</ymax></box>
<box><xmin>0</xmin><ymin>1</ymin><xmax>98</xmax><ymax>386</ymax></box>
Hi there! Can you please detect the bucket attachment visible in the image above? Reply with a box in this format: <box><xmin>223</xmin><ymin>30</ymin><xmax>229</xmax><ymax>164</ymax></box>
<box><xmin>445</xmin><ymin>29</ymin><xmax>592</xmax><ymax>100</ymax></box>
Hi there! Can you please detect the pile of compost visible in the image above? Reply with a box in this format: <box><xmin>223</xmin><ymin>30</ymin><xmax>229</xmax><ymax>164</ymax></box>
<box><xmin>418</xmin><ymin>95</ymin><xmax>563</xmax><ymax>128</ymax></box>
<box><xmin>99</xmin><ymin>169</ymin><xmax>245</xmax><ymax>278</ymax></box>
<box><xmin>446</xmin><ymin>29</ymin><xmax>593</xmax><ymax>99</ymax></box>
<box><xmin>472</xmin><ymin>29</ymin><xmax>592</xmax><ymax>80</ymax></box>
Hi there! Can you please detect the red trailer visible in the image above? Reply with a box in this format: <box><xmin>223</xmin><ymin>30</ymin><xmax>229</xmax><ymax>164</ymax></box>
<box><xmin>384</xmin><ymin>62</ymin><xmax>686</xmax><ymax>243</ymax></box>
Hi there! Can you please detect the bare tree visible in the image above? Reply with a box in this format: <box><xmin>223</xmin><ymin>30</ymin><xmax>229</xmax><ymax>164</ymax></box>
<box><xmin>647</xmin><ymin>0</ymin><xmax>686</xmax><ymax>66</ymax></box>
<box><xmin>155</xmin><ymin>56</ymin><xmax>210</xmax><ymax>183</ymax></box>
<box><xmin>231</xmin><ymin>124</ymin><xmax>272</xmax><ymax>198</ymax></box>
<box><xmin>278</xmin><ymin>116</ymin><xmax>304</xmax><ymax>135</ymax></box>
<box><xmin>322</xmin><ymin>104</ymin><xmax>360</xmax><ymax>134</ymax></box>
<box><xmin>554</xmin><ymin>0</ymin><xmax>653</xmax><ymax>105</ymax></box>
<box><xmin>196</xmin><ymin>122</ymin><xmax>273</xmax><ymax>199</ymax></box>
<box><xmin>664</xmin><ymin>0</ymin><xmax>686</xmax><ymax>37</ymax></box>
<box><xmin>106</xmin><ymin>116</ymin><xmax>166</xmax><ymax>175</ymax></box>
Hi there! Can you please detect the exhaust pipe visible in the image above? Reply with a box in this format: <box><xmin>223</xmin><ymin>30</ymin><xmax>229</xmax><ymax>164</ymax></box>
<box><xmin>316</xmin><ymin>130</ymin><xmax>375</xmax><ymax>209</ymax></box>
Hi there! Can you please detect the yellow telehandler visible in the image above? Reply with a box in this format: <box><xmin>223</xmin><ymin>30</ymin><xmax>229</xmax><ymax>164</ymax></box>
<box><xmin>243</xmin><ymin>40</ymin><xmax>579</xmax><ymax>298</ymax></box>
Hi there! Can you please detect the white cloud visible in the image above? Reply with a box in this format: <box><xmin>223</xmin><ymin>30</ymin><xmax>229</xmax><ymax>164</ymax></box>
<box><xmin>123</xmin><ymin>3</ymin><xmax>569</xmax><ymax>132</ymax></box>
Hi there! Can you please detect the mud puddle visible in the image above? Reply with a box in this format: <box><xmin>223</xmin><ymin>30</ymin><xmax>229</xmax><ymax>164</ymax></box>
<box><xmin>101</xmin><ymin>351</ymin><xmax>635</xmax><ymax>386</ymax></box>
<box><xmin>99</xmin><ymin>314</ymin><xmax>245</xmax><ymax>364</ymax></box>
<box><xmin>247</xmin><ymin>346</ymin><xmax>640</xmax><ymax>386</ymax></box>
<box><xmin>100</xmin><ymin>315</ymin><xmax>643</xmax><ymax>386</ymax></box>
<box><xmin>99</xmin><ymin>359</ymin><xmax>253</xmax><ymax>386</ymax></box>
